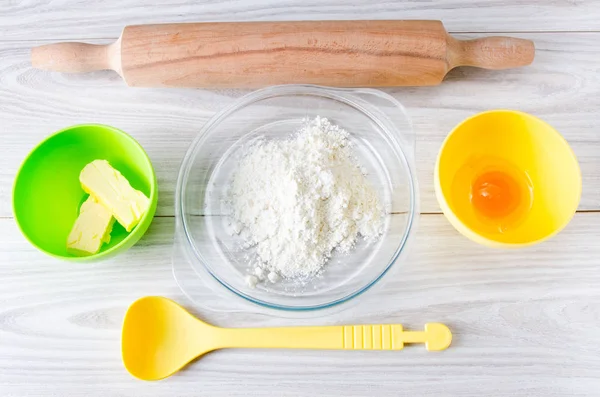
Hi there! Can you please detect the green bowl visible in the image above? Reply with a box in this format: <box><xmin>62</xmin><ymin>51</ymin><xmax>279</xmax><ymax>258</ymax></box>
<box><xmin>13</xmin><ymin>124</ymin><xmax>158</xmax><ymax>261</ymax></box>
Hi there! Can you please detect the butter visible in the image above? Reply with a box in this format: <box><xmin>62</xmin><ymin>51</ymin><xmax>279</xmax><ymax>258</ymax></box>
<box><xmin>67</xmin><ymin>196</ymin><xmax>115</xmax><ymax>256</ymax></box>
<box><xmin>80</xmin><ymin>160</ymin><xmax>150</xmax><ymax>232</ymax></box>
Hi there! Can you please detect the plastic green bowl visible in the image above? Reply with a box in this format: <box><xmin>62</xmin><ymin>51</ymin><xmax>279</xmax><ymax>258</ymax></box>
<box><xmin>13</xmin><ymin>124</ymin><xmax>158</xmax><ymax>261</ymax></box>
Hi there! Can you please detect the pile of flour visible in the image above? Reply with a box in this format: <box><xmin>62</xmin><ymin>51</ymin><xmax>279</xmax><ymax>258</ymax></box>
<box><xmin>226</xmin><ymin>117</ymin><xmax>383</xmax><ymax>287</ymax></box>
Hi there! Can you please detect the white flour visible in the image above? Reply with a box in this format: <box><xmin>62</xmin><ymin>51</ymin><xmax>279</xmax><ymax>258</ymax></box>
<box><xmin>226</xmin><ymin>117</ymin><xmax>383</xmax><ymax>286</ymax></box>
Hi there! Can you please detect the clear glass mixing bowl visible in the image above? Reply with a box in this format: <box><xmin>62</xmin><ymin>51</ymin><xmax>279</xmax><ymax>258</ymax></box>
<box><xmin>174</xmin><ymin>85</ymin><xmax>418</xmax><ymax>313</ymax></box>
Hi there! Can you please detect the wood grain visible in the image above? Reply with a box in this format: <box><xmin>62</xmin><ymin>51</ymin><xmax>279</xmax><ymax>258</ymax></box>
<box><xmin>1</xmin><ymin>0</ymin><xmax>600</xmax><ymax>41</ymax></box>
<box><xmin>1</xmin><ymin>33</ymin><xmax>599</xmax><ymax>217</ymax></box>
<box><xmin>1</xmin><ymin>214</ymin><xmax>600</xmax><ymax>396</ymax></box>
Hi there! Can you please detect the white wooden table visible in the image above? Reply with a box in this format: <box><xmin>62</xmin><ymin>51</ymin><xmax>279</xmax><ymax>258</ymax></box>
<box><xmin>2</xmin><ymin>1</ymin><xmax>600</xmax><ymax>396</ymax></box>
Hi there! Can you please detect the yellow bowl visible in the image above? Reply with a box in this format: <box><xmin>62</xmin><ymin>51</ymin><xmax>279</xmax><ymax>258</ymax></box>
<box><xmin>435</xmin><ymin>110</ymin><xmax>581</xmax><ymax>248</ymax></box>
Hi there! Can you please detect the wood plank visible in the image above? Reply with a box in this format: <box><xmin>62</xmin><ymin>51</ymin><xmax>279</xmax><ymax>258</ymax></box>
<box><xmin>1</xmin><ymin>213</ymin><xmax>599</xmax><ymax>396</ymax></box>
<box><xmin>1</xmin><ymin>0</ymin><xmax>600</xmax><ymax>41</ymax></box>
<box><xmin>2</xmin><ymin>33</ymin><xmax>599</xmax><ymax>217</ymax></box>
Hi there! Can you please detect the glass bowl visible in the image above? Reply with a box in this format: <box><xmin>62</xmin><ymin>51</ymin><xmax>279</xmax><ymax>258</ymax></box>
<box><xmin>174</xmin><ymin>85</ymin><xmax>418</xmax><ymax>313</ymax></box>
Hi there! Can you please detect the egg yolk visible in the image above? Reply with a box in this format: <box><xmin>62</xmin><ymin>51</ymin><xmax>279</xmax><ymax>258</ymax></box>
<box><xmin>471</xmin><ymin>170</ymin><xmax>521</xmax><ymax>219</ymax></box>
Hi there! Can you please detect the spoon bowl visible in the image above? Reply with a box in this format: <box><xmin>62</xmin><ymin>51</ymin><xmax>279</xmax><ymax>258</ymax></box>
<box><xmin>121</xmin><ymin>296</ymin><xmax>218</xmax><ymax>380</ymax></box>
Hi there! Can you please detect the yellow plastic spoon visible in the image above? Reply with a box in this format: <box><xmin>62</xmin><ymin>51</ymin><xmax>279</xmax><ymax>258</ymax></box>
<box><xmin>121</xmin><ymin>296</ymin><xmax>452</xmax><ymax>381</ymax></box>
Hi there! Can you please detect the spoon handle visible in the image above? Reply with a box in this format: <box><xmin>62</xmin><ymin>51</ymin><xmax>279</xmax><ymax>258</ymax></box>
<box><xmin>218</xmin><ymin>322</ymin><xmax>451</xmax><ymax>351</ymax></box>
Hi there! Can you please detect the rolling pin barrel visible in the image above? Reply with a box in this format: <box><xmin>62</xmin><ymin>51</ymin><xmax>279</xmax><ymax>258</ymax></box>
<box><xmin>30</xmin><ymin>20</ymin><xmax>535</xmax><ymax>88</ymax></box>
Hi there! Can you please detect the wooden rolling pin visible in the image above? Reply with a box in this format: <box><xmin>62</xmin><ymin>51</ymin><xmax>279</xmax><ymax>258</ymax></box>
<box><xmin>31</xmin><ymin>20</ymin><xmax>535</xmax><ymax>88</ymax></box>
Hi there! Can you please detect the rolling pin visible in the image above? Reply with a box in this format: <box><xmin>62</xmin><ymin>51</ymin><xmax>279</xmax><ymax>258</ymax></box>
<box><xmin>31</xmin><ymin>20</ymin><xmax>535</xmax><ymax>88</ymax></box>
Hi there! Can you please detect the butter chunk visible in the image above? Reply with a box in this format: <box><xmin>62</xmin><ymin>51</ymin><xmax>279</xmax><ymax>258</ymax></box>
<box><xmin>67</xmin><ymin>196</ymin><xmax>115</xmax><ymax>256</ymax></box>
<box><xmin>80</xmin><ymin>160</ymin><xmax>150</xmax><ymax>232</ymax></box>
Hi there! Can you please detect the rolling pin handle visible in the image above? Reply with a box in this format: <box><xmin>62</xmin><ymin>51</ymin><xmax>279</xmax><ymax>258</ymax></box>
<box><xmin>31</xmin><ymin>42</ymin><xmax>120</xmax><ymax>74</ymax></box>
<box><xmin>448</xmin><ymin>36</ymin><xmax>535</xmax><ymax>70</ymax></box>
